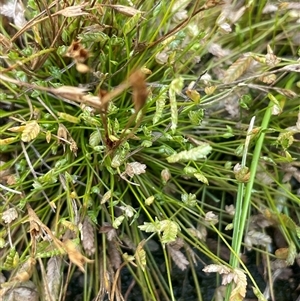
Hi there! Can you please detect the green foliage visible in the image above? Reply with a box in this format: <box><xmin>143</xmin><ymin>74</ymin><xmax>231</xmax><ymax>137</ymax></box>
<box><xmin>0</xmin><ymin>0</ymin><xmax>300</xmax><ymax>300</ymax></box>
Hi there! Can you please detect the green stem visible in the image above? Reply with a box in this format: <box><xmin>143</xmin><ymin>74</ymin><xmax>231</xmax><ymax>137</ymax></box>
<box><xmin>227</xmin><ymin>101</ymin><xmax>273</xmax><ymax>300</ymax></box>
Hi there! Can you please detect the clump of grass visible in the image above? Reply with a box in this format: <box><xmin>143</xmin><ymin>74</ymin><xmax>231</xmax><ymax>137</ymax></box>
<box><xmin>0</xmin><ymin>1</ymin><xmax>300</xmax><ymax>301</ymax></box>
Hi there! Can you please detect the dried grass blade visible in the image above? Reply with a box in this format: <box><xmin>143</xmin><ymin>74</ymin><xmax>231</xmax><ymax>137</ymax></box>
<box><xmin>129</xmin><ymin>70</ymin><xmax>148</xmax><ymax>112</ymax></box>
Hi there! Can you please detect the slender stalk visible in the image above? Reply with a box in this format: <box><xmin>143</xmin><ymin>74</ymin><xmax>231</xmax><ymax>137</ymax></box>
<box><xmin>227</xmin><ymin>102</ymin><xmax>273</xmax><ymax>300</ymax></box>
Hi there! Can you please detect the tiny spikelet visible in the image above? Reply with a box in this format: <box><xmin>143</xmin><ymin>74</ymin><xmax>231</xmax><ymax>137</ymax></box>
<box><xmin>161</xmin><ymin>220</ymin><xmax>179</xmax><ymax>244</ymax></box>
<box><xmin>112</xmin><ymin>215</ymin><xmax>125</xmax><ymax>229</ymax></box>
<box><xmin>259</xmin><ymin>74</ymin><xmax>277</xmax><ymax>84</ymax></box>
<box><xmin>2</xmin><ymin>208</ymin><xmax>18</xmax><ymax>224</ymax></box>
<box><xmin>7</xmin><ymin>125</ymin><xmax>26</xmax><ymax>132</ymax></box>
<box><xmin>203</xmin><ymin>264</ymin><xmax>231</xmax><ymax>274</ymax></box>
<box><xmin>222</xmin><ymin>54</ymin><xmax>253</xmax><ymax>84</ymax></box>
<box><xmin>82</xmin><ymin>217</ymin><xmax>95</xmax><ymax>256</ymax></box>
<box><xmin>105</xmin><ymin>4</ymin><xmax>143</xmax><ymax>17</ymax></box>
<box><xmin>169</xmin><ymin>77</ymin><xmax>184</xmax><ymax>133</ymax></box>
<box><xmin>229</xmin><ymin>268</ymin><xmax>247</xmax><ymax>301</ymax></box>
<box><xmin>108</xmin><ymin>240</ymin><xmax>122</xmax><ymax>270</ymax></box>
<box><xmin>286</xmin><ymin>242</ymin><xmax>297</xmax><ymax>266</ymax></box>
<box><xmin>3</xmin><ymin>248</ymin><xmax>19</xmax><ymax>270</ymax></box>
<box><xmin>89</xmin><ymin>131</ymin><xmax>101</xmax><ymax>147</ymax></box>
<box><xmin>153</xmin><ymin>89</ymin><xmax>167</xmax><ymax>124</ymax></box>
<box><xmin>121</xmin><ymin>235</ymin><xmax>136</xmax><ymax>251</ymax></box>
<box><xmin>99</xmin><ymin>222</ymin><xmax>117</xmax><ymax>241</ymax></box>
<box><xmin>57</xmin><ymin>112</ymin><xmax>80</xmax><ymax>123</ymax></box>
<box><xmin>21</xmin><ymin>121</ymin><xmax>40</xmax><ymax>142</ymax></box>
<box><xmin>204</xmin><ymin>211</ymin><xmax>219</xmax><ymax>225</ymax></box>
<box><xmin>135</xmin><ymin>240</ymin><xmax>146</xmax><ymax>271</ymax></box>
<box><xmin>244</xmin><ymin>230</ymin><xmax>272</xmax><ymax>250</ymax></box>
<box><xmin>186</xmin><ymin>89</ymin><xmax>200</xmax><ymax>102</ymax></box>
<box><xmin>167</xmin><ymin>245</ymin><xmax>189</xmax><ymax>270</ymax></box>
<box><xmin>0</xmin><ymin>137</ymin><xmax>18</xmax><ymax>145</ymax></box>
<box><xmin>166</xmin><ymin>143</ymin><xmax>212</xmax><ymax>163</ymax></box>
<box><xmin>46</xmin><ymin>256</ymin><xmax>62</xmax><ymax>301</ymax></box>
<box><xmin>124</xmin><ymin>162</ymin><xmax>147</xmax><ymax>178</ymax></box>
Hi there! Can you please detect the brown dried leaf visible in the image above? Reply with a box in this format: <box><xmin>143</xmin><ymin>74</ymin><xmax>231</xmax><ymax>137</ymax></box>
<box><xmin>222</xmin><ymin>54</ymin><xmax>253</xmax><ymax>84</ymax></box>
<box><xmin>63</xmin><ymin>239</ymin><xmax>94</xmax><ymax>272</ymax></box>
<box><xmin>54</xmin><ymin>4</ymin><xmax>89</xmax><ymax>17</ymax></box>
<box><xmin>12</xmin><ymin>257</ymin><xmax>36</xmax><ymax>282</ymax></box>
<box><xmin>26</xmin><ymin>204</ymin><xmax>65</xmax><ymax>255</ymax></box>
<box><xmin>0</xmin><ymin>33</ymin><xmax>13</xmax><ymax>53</ymax></box>
<box><xmin>54</xmin><ymin>85</ymin><xmax>88</xmax><ymax>96</ymax></box>
<box><xmin>82</xmin><ymin>217</ymin><xmax>95</xmax><ymax>256</ymax></box>
<box><xmin>129</xmin><ymin>70</ymin><xmax>148</xmax><ymax>112</ymax></box>
<box><xmin>65</xmin><ymin>41</ymin><xmax>89</xmax><ymax>63</ymax></box>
